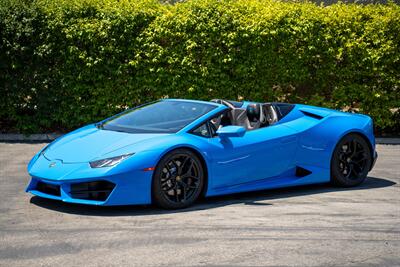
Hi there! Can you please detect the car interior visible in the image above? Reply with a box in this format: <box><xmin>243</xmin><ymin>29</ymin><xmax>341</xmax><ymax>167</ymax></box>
<box><xmin>209</xmin><ymin>99</ymin><xmax>283</xmax><ymax>132</ymax></box>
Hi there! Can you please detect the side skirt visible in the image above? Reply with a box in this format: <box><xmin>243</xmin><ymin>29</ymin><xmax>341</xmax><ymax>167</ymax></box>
<box><xmin>205</xmin><ymin>165</ymin><xmax>330</xmax><ymax>197</ymax></box>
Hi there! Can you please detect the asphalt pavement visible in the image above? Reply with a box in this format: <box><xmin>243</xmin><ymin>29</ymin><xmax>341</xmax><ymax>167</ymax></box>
<box><xmin>0</xmin><ymin>143</ymin><xmax>399</xmax><ymax>266</ymax></box>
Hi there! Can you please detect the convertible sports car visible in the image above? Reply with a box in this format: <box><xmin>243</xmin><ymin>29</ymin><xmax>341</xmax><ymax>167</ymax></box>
<box><xmin>27</xmin><ymin>99</ymin><xmax>378</xmax><ymax>209</ymax></box>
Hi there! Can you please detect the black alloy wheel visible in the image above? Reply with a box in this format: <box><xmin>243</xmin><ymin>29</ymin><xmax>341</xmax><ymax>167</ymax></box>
<box><xmin>331</xmin><ymin>134</ymin><xmax>372</xmax><ymax>187</ymax></box>
<box><xmin>152</xmin><ymin>149</ymin><xmax>204</xmax><ymax>209</ymax></box>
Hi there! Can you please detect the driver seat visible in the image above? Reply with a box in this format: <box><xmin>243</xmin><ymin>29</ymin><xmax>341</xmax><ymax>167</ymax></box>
<box><xmin>245</xmin><ymin>103</ymin><xmax>264</xmax><ymax>130</ymax></box>
<box><xmin>230</xmin><ymin>104</ymin><xmax>265</xmax><ymax>131</ymax></box>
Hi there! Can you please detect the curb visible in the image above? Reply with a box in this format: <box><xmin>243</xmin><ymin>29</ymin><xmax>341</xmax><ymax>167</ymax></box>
<box><xmin>0</xmin><ymin>134</ymin><xmax>62</xmax><ymax>142</ymax></box>
<box><xmin>0</xmin><ymin>134</ymin><xmax>399</xmax><ymax>144</ymax></box>
<box><xmin>375</xmin><ymin>138</ymin><xmax>400</xmax><ymax>145</ymax></box>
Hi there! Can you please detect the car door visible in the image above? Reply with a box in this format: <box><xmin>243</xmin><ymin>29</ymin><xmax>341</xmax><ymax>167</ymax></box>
<box><xmin>207</xmin><ymin>123</ymin><xmax>298</xmax><ymax>189</ymax></box>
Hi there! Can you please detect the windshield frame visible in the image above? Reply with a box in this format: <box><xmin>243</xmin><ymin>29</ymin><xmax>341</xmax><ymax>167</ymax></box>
<box><xmin>97</xmin><ymin>100</ymin><xmax>218</xmax><ymax>134</ymax></box>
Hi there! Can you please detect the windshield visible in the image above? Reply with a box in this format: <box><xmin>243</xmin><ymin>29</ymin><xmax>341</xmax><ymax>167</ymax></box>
<box><xmin>99</xmin><ymin>101</ymin><xmax>216</xmax><ymax>133</ymax></box>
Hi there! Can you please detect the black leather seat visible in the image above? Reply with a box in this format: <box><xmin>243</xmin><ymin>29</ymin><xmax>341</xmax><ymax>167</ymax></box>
<box><xmin>263</xmin><ymin>103</ymin><xmax>278</xmax><ymax>125</ymax></box>
<box><xmin>246</xmin><ymin>104</ymin><xmax>263</xmax><ymax>130</ymax></box>
<box><xmin>228</xmin><ymin>104</ymin><xmax>264</xmax><ymax>130</ymax></box>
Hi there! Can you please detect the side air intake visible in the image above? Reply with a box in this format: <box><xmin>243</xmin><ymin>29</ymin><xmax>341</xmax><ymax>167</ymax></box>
<box><xmin>295</xmin><ymin>166</ymin><xmax>312</xmax><ymax>177</ymax></box>
<box><xmin>300</xmin><ymin>110</ymin><xmax>323</xmax><ymax>120</ymax></box>
<box><xmin>298</xmin><ymin>107</ymin><xmax>331</xmax><ymax>120</ymax></box>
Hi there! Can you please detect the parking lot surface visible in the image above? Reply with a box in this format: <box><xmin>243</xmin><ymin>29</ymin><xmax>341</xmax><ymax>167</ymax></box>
<box><xmin>0</xmin><ymin>143</ymin><xmax>399</xmax><ymax>266</ymax></box>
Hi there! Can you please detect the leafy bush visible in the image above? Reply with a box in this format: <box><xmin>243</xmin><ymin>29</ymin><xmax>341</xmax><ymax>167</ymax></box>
<box><xmin>1</xmin><ymin>0</ymin><xmax>399</xmax><ymax>134</ymax></box>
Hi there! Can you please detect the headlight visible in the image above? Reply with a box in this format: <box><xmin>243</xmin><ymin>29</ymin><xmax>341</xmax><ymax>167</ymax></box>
<box><xmin>89</xmin><ymin>153</ymin><xmax>134</xmax><ymax>168</ymax></box>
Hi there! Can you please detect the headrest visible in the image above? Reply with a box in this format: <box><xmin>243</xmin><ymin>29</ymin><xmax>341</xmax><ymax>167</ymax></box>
<box><xmin>246</xmin><ymin>104</ymin><xmax>261</xmax><ymax>122</ymax></box>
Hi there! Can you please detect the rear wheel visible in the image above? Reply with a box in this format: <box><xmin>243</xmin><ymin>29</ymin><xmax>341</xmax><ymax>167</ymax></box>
<box><xmin>152</xmin><ymin>149</ymin><xmax>204</xmax><ymax>209</ymax></box>
<box><xmin>331</xmin><ymin>134</ymin><xmax>372</xmax><ymax>187</ymax></box>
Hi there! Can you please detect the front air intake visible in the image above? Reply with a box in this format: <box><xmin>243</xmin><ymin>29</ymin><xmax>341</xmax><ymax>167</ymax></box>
<box><xmin>36</xmin><ymin>181</ymin><xmax>61</xmax><ymax>196</ymax></box>
<box><xmin>70</xmin><ymin>181</ymin><xmax>115</xmax><ymax>201</ymax></box>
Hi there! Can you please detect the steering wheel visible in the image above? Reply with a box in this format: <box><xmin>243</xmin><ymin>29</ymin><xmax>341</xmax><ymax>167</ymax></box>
<box><xmin>211</xmin><ymin>114</ymin><xmax>223</xmax><ymax>129</ymax></box>
<box><xmin>210</xmin><ymin>99</ymin><xmax>235</xmax><ymax>129</ymax></box>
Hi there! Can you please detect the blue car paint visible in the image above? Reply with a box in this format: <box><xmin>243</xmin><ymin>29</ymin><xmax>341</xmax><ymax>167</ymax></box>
<box><xmin>216</xmin><ymin>125</ymin><xmax>246</xmax><ymax>137</ymax></box>
<box><xmin>26</xmin><ymin>99</ymin><xmax>376</xmax><ymax>206</ymax></box>
<box><xmin>204</xmin><ymin>123</ymin><xmax>298</xmax><ymax>190</ymax></box>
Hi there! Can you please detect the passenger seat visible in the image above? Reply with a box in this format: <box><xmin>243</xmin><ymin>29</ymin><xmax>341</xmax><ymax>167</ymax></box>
<box><xmin>263</xmin><ymin>104</ymin><xmax>278</xmax><ymax>125</ymax></box>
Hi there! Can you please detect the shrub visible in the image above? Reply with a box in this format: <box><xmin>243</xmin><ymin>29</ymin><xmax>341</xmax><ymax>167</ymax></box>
<box><xmin>1</xmin><ymin>0</ymin><xmax>399</xmax><ymax>134</ymax></box>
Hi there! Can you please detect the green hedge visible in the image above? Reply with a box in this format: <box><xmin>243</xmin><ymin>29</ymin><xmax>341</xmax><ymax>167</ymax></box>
<box><xmin>1</xmin><ymin>0</ymin><xmax>399</xmax><ymax>134</ymax></box>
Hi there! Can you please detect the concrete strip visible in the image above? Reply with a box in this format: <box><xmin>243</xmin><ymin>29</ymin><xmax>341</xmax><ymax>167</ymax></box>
<box><xmin>0</xmin><ymin>133</ymin><xmax>62</xmax><ymax>142</ymax></box>
<box><xmin>376</xmin><ymin>137</ymin><xmax>400</xmax><ymax>145</ymax></box>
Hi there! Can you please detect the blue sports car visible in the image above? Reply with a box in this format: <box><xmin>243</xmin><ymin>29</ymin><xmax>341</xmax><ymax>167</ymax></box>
<box><xmin>27</xmin><ymin>99</ymin><xmax>378</xmax><ymax>209</ymax></box>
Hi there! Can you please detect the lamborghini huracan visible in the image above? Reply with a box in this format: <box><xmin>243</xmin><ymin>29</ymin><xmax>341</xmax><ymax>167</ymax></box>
<box><xmin>27</xmin><ymin>99</ymin><xmax>377</xmax><ymax>209</ymax></box>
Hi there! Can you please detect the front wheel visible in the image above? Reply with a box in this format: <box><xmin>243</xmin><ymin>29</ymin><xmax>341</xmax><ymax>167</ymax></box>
<box><xmin>331</xmin><ymin>134</ymin><xmax>372</xmax><ymax>187</ymax></box>
<box><xmin>152</xmin><ymin>149</ymin><xmax>204</xmax><ymax>209</ymax></box>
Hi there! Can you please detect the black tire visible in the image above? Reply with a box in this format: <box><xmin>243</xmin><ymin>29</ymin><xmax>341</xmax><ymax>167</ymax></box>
<box><xmin>331</xmin><ymin>133</ymin><xmax>372</xmax><ymax>187</ymax></box>
<box><xmin>152</xmin><ymin>149</ymin><xmax>204</xmax><ymax>209</ymax></box>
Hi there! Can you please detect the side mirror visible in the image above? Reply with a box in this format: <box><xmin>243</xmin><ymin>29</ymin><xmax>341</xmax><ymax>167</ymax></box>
<box><xmin>216</xmin><ymin>126</ymin><xmax>246</xmax><ymax>138</ymax></box>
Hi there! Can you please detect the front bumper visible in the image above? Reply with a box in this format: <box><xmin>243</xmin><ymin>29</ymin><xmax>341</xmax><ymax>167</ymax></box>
<box><xmin>26</xmin><ymin>171</ymin><xmax>153</xmax><ymax>206</ymax></box>
<box><xmin>26</xmin><ymin>151</ymin><xmax>157</xmax><ymax>206</ymax></box>
<box><xmin>27</xmin><ymin>178</ymin><xmax>117</xmax><ymax>205</ymax></box>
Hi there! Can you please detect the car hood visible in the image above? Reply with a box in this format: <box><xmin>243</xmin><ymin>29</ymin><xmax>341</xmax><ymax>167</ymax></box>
<box><xmin>44</xmin><ymin>125</ymin><xmax>170</xmax><ymax>163</ymax></box>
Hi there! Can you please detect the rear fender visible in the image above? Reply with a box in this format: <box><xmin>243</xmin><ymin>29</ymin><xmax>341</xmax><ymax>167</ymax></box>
<box><xmin>287</xmin><ymin>113</ymin><xmax>374</xmax><ymax>173</ymax></box>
